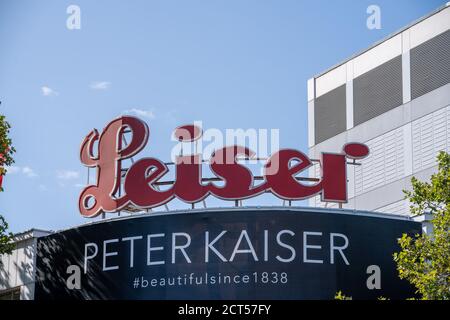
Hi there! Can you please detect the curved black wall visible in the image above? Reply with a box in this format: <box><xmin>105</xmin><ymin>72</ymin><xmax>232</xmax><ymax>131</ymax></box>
<box><xmin>35</xmin><ymin>208</ymin><xmax>420</xmax><ymax>300</ymax></box>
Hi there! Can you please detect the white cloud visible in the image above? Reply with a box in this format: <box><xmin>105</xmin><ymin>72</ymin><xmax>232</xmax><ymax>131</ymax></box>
<box><xmin>74</xmin><ymin>183</ymin><xmax>85</xmax><ymax>188</ymax></box>
<box><xmin>22</xmin><ymin>166</ymin><xmax>38</xmax><ymax>178</ymax></box>
<box><xmin>5</xmin><ymin>166</ymin><xmax>20</xmax><ymax>174</ymax></box>
<box><xmin>56</xmin><ymin>170</ymin><xmax>80</xmax><ymax>180</ymax></box>
<box><xmin>38</xmin><ymin>184</ymin><xmax>48</xmax><ymax>192</ymax></box>
<box><xmin>5</xmin><ymin>166</ymin><xmax>38</xmax><ymax>178</ymax></box>
<box><xmin>123</xmin><ymin>108</ymin><xmax>156</xmax><ymax>119</ymax></box>
<box><xmin>41</xmin><ymin>86</ymin><xmax>58</xmax><ymax>96</ymax></box>
<box><xmin>90</xmin><ymin>81</ymin><xmax>111</xmax><ymax>90</ymax></box>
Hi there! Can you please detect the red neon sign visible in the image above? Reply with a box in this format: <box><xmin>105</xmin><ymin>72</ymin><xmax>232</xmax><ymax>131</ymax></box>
<box><xmin>79</xmin><ymin>116</ymin><xmax>369</xmax><ymax>218</ymax></box>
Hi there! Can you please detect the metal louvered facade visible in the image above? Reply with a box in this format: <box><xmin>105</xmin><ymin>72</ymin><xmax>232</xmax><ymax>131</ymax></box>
<box><xmin>308</xmin><ymin>5</ymin><xmax>450</xmax><ymax>217</ymax></box>
<box><xmin>313</xmin><ymin>84</ymin><xmax>346</xmax><ymax>144</ymax></box>
<box><xmin>353</xmin><ymin>56</ymin><xmax>403</xmax><ymax>126</ymax></box>
<box><xmin>411</xmin><ymin>29</ymin><xmax>450</xmax><ymax>100</ymax></box>
<box><xmin>412</xmin><ymin>106</ymin><xmax>450</xmax><ymax>172</ymax></box>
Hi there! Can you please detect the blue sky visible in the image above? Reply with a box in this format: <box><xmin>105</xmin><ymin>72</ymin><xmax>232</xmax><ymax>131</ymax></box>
<box><xmin>0</xmin><ymin>0</ymin><xmax>446</xmax><ymax>233</ymax></box>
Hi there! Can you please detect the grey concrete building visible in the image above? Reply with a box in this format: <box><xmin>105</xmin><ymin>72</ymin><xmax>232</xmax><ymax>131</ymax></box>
<box><xmin>0</xmin><ymin>229</ymin><xmax>52</xmax><ymax>300</ymax></box>
<box><xmin>1</xmin><ymin>4</ymin><xmax>447</xmax><ymax>301</ymax></box>
<box><xmin>308</xmin><ymin>5</ymin><xmax>450</xmax><ymax>215</ymax></box>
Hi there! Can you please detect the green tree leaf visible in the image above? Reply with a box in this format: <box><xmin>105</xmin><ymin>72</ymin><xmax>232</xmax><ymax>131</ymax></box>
<box><xmin>393</xmin><ymin>151</ymin><xmax>450</xmax><ymax>300</ymax></box>
<box><xmin>0</xmin><ymin>102</ymin><xmax>15</xmax><ymax>255</ymax></box>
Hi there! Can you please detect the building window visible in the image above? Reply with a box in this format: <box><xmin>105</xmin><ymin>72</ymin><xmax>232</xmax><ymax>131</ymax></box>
<box><xmin>0</xmin><ymin>287</ymin><xmax>21</xmax><ymax>300</ymax></box>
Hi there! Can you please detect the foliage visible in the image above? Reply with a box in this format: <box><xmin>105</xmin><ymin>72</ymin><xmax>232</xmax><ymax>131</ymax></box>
<box><xmin>334</xmin><ymin>291</ymin><xmax>352</xmax><ymax>300</ymax></box>
<box><xmin>0</xmin><ymin>110</ymin><xmax>16</xmax><ymax>190</ymax></box>
<box><xmin>0</xmin><ymin>216</ymin><xmax>14</xmax><ymax>255</ymax></box>
<box><xmin>393</xmin><ymin>151</ymin><xmax>450</xmax><ymax>300</ymax></box>
<box><xmin>0</xmin><ymin>104</ymin><xmax>15</xmax><ymax>255</ymax></box>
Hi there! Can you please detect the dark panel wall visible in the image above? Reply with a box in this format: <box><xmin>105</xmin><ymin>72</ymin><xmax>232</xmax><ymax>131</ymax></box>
<box><xmin>314</xmin><ymin>85</ymin><xmax>346</xmax><ymax>144</ymax></box>
<box><xmin>34</xmin><ymin>209</ymin><xmax>421</xmax><ymax>300</ymax></box>
<box><xmin>411</xmin><ymin>30</ymin><xmax>450</xmax><ymax>100</ymax></box>
<box><xmin>353</xmin><ymin>56</ymin><xmax>403</xmax><ymax>126</ymax></box>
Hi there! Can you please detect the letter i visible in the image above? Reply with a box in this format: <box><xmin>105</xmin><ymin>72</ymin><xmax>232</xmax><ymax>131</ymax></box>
<box><xmin>264</xmin><ymin>230</ymin><xmax>269</xmax><ymax>261</ymax></box>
